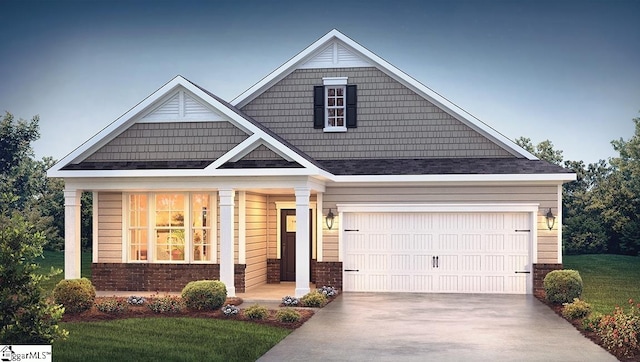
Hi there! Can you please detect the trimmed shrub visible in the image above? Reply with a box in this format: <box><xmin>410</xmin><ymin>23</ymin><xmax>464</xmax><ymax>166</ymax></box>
<box><xmin>181</xmin><ymin>280</ymin><xmax>227</xmax><ymax>311</ymax></box>
<box><xmin>597</xmin><ymin>300</ymin><xmax>640</xmax><ymax>357</ymax></box>
<box><xmin>543</xmin><ymin>269</ymin><xmax>583</xmax><ymax>304</ymax></box>
<box><xmin>53</xmin><ymin>278</ymin><xmax>96</xmax><ymax>314</ymax></box>
<box><xmin>96</xmin><ymin>298</ymin><xmax>128</xmax><ymax>314</ymax></box>
<box><xmin>562</xmin><ymin>298</ymin><xmax>592</xmax><ymax>320</ymax></box>
<box><xmin>244</xmin><ymin>304</ymin><xmax>268</xmax><ymax>320</ymax></box>
<box><xmin>300</xmin><ymin>291</ymin><xmax>327</xmax><ymax>307</ymax></box>
<box><xmin>147</xmin><ymin>296</ymin><xmax>184</xmax><ymax>313</ymax></box>
<box><xmin>582</xmin><ymin>312</ymin><xmax>604</xmax><ymax>332</ymax></box>
<box><xmin>276</xmin><ymin>308</ymin><xmax>301</xmax><ymax>323</ymax></box>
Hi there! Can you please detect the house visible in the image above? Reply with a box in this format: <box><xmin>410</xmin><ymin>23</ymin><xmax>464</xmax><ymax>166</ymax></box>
<box><xmin>48</xmin><ymin>29</ymin><xmax>575</xmax><ymax>297</ymax></box>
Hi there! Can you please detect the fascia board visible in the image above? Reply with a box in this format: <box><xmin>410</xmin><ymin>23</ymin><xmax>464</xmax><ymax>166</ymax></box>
<box><xmin>206</xmin><ymin>134</ymin><xmax>263</xmax><ymax>170</ymax></box>
<box><xmin>48</xmin><ymin>167</ymin><xmax>320</xmax><ymax>179</ymax></box>
<box><xmin>329</xmin><ymin>173</ymin><xmax>577</xmax><ymax>183</ymax></box>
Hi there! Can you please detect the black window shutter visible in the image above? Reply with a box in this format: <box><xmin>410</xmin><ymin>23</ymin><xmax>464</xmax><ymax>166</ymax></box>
<box><xmin>313</xmin><ymin>86</ymin><xmax>324</xmax><ymax>129</ymax></box>
<box><xmin>346</xmin><ymin>85</ymin><xmax>357</xmax><ymax>128</ymax></box>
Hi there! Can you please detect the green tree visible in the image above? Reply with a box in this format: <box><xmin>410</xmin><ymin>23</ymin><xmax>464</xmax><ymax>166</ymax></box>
<box><xmin>0</xmin><ymin>194</ymin><xmax>67</xmax><ymax>343</ymax></box>
<box><xmin>515</xmin><ymin>137</ymin><xmax>564</xmax><ymax>165</ymax></box>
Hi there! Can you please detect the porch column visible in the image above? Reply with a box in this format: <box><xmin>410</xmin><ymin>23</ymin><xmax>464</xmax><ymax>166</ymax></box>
<box><xmin>295</xmin><ymin>187</ymin><xmax>311</xmax><ymax>297</ymax></box>
<box><xmin>219</xmin><ymin>189</ymin><xmax>236</xmax><ymax>297</ymax></box>
<box><xmin>64</xmin><ymin>189</ymin><xmax>82</xmax><ymax>279</ymax></box>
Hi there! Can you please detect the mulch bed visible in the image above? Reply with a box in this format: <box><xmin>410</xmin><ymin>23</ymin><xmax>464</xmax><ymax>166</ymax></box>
<box><xmin>535</xmin><ymin>293</ymin><xmax>639</xmax><ymax>362</ymax></box>
<box><xmin>61</xmin><ymin>296</ymin><xmax>315</xmax><ymax>330</ymax></box>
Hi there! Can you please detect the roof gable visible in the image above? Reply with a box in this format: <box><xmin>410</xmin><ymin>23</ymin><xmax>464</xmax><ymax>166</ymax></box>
<box><xmin>48</xmin><ymin>76</ymin><xmax>327</xmax><ymax>177</ymax></box>
<box><xmin>231</xmin><ymin>29</ymin><xmax>536</xmax><ymax>160</ymax></box>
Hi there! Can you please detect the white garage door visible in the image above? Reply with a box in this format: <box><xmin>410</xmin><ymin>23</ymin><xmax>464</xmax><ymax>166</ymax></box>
<box><xmin>343</xmin><ymin>212</ymin><xmax>531</xmax><ymax>294</ymax></box>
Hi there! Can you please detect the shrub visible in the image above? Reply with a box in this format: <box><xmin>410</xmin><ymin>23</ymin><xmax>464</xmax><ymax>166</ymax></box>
<box><xmin>543</xmin><ymin>269</ymin><xmax>583</xmax><ymax>304</ymax></box>
<box><xmin>300</xmin><ymin>291</ymin><xmax>327</xmax><ymax>307</ymax></box>
<box><xmin>96</xmin><ymin>298</ymin><xmax>128</xmax><ymax>313</ymax></box>
<box><xmin>562</xmin><ymin>298</ymin><xmax>592</xmax><ymax>320</ymax></box>
<box><xmin>221</xmin><ymin>304</ymin><xmax>239</xmax><ymax>317</ymax></box>
<box><xmin>147</xmin><ymin>296</ymin><xmax>184</xmax><ymax>313</ymax></box>
<box><xmin>181</xmin><ymin>280</ymin><xmax>227</xmax><ymax>311</ymax></box>
<box><xmin>244</xmin><ymin>304</ymin><xmax>268</xmax><ymax>320</ymax></box>
<box><xmin>582</xmin><ymin>312</ymin><xmax>604</xmax><ymax>332</ymax></box>
<box><xmin>127</xmin><ymin>295</ymin><xmax>146</xmax><ymax>305</ymax></box>
<box><xmin>282</xmin><ymin>295</ymin><xmax>299</xmax><ymax>306</ymax></box>
<box><xmin>53</xmin><ymin>278</ymin><xmax>96</xmax><ymax>314</ymax></box>
<box><xmin>318</xmin><ymin>286</ymin><xmax>338</xmax><ymax>297</ymax></box>
<box><xmin>597</xmin><ymin>299</ymin><xmax>640</xmax><ymax>357</ymax></box>
<box><xmin>276</xmin><ymin>308</ymin><xmax>301</xmax><ymax>323</ymax></box>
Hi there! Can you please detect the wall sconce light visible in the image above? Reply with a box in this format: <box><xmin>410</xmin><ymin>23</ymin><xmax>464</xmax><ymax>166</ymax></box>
<box><xmin>326</xmin><ymin>208</ymin><xmax>335</xmax><ymax>230</ymax></box>
<box><xmin>546</xmin><ymin>208</ymin><xmax>556</xmax><ymax>230</ymax></box>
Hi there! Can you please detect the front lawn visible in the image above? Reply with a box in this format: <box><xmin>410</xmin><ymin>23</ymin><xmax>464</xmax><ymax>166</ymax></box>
<box><xmin>563</xmin><ymin>254</ymin><xmax>640</xmax><ymax>314</ymax></box>
<box><xmin>54</xmin><ymin>317</ymin><xmax>290</xmax><ymax>361</ymax></box>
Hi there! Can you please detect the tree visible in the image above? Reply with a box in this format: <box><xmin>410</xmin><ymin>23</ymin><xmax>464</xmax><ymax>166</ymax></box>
<box><xmin>515</xmin><ymin>137</ymin><xmax>564</xmax><ymax>165</ymax></box>
<box><xmin>0</xmin><ymin>194</ymin><xmax>67</xmax><ymax>343</ymax></box>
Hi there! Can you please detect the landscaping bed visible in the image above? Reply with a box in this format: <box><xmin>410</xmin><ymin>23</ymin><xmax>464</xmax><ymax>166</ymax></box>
<box><xmin>61</xmin><ymin>296</ymin><xmax>315</xmax><ymax>330</ymax></box>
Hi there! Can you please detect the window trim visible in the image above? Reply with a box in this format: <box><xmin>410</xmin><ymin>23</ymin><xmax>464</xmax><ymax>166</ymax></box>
<box><xmin>322</xmin><ymin>77</ymin><xmax>348</xmax><ymax>132</ymax></box>
<box><xmin>123</xmin><ymin>192</ymin><xmax>217</xmax><ymax>264</ymax></box>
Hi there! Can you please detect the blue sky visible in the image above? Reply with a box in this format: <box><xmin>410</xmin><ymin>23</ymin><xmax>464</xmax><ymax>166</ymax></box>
<box><xmin>1</xmin><ymin>0</ymin><xmax>638</xmax><ymax>165</ymax></box>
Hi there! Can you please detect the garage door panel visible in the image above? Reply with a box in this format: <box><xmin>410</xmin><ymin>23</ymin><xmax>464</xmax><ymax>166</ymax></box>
<box><xmin>343</xmin><ymin>212</ymin><xmax>531</xmax><ymax>294</ymax></box>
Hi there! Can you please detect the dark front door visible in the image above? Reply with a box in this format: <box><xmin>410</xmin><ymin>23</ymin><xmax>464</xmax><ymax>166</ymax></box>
<box><xmin>280</xmin><ymin>209</ymin><xmax>312</xmax><ymax>282</ymax></box>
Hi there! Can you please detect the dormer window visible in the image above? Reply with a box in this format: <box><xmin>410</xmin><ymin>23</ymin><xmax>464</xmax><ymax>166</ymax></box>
<box><xmin>314</xmin><ymin>77</ymin><xmax>357</xmax><ymax>132</ymax></box>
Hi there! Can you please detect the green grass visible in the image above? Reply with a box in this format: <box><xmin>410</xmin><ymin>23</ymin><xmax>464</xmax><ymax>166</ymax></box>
<box><xmin>54</xmin><ymin>318</ymin><xmax>290</xmax><ymax>361</ymax></box>
<box><xmin>563</xmin><ymin>254</ymin><xmax>640</xmax><ymax>314</ymax></box>
<box><xmin>37</xmin><ymin>250</ymin><xmax>93</xmax><ymax>292</ymax></box>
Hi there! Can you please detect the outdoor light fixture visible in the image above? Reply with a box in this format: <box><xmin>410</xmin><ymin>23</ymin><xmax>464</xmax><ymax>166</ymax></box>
<box><xmin>326</xmin><ymin>208</ymin><xmax>335</xmax><ymax>230</ymax></box>
<box><xmin>546</xmin><ymin>208</ymin><xmax>556</xmax><ymax>230</ymax></box>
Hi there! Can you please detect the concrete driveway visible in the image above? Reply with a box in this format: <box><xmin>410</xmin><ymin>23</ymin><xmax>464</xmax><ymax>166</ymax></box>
<box><xmin>258</xmin><ymin>293</ymin><xmax>616</xmax><ymax>361</ymax></box>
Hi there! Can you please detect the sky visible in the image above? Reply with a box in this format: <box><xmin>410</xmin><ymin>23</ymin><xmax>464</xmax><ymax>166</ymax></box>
<box><xmin>1</xmin><ymin>0</ymin><xmax>639</xmax><ymax>165</ymax></box>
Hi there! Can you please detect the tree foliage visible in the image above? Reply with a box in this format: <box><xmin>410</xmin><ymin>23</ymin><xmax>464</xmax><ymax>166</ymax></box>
<box><xmin>0</xmin><ymin>195</ymin><xmax>67</xmax><ymax>343</ymax></box>
<box><xmin>519</xmin><ymin>114</ymin><xmax>640</xmax><ymax>255</ymax></box>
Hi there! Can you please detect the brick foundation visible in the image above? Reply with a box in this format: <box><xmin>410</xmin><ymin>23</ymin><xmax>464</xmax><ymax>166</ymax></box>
<box><xmin>533</xmin><ymin>263</ymin><xmax>563</xmax><ymax>297</ymax></box>
<box><xmin>314</xmin><ymin>261</ymin><xmax>343</xmax><ymax>290</ymax></box>
<box><xmin>92</xmin><ymin>263</ymin><xmax>247</xmax><ymax>293</ymax></box>
<box><xmin>266</xmin><ymin>259</ymin><xmax>280</xmax><ymax>283</ymax></box>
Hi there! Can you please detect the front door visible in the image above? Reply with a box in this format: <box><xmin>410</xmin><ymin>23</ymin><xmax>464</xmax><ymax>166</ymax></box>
<box><xmin>280</xmin><ymin>209</ymin><xmax>312</xmax><ymax>281</ymax></box>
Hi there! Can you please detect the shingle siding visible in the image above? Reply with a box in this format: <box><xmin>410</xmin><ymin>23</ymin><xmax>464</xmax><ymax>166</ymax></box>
<box><xmin>241</xmin><ymin>67</ymin><xmax>512</xmax><ymax>160</ymax></box>
<box><xmin>86</xmin><ymin>122</ymin><xmax>249</xmax><ymax>162</ymax></box>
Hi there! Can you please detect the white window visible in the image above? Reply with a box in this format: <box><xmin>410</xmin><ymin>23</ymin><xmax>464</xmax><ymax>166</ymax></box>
<box><xmin>126</xmin><ymin>192</ymin><xmax>216</xmax><ymax>263</ymax></box>
<box><xmin>323</xmin><ymin>77</ymin><xmax>348</xmax><ymax>132</ymax></box>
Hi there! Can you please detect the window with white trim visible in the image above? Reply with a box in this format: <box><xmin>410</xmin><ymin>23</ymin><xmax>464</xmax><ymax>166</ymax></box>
<box><xmin>314</xmin><ymin>77</ymin><xmax>357</xmax><ymax>132</ymax></box>
<box><xmin>126</xmin><ymin>192</ymin><xmax>215</xmax><ymax>263</ymax></box>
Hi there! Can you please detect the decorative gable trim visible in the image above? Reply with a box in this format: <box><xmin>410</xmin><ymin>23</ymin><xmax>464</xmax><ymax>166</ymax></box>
<box><xmin>299</xmin><ymin>41</ymin><xmax>372</xmax><ymax>69</ymax></box>
<box><xmin>231</xmin><ymin>29</ymin><xmax>537</xmax><ymax>160</ymax></box>
<box><xmin>140</xmin><ymin>90</ymin><xmax>224</xmax><ymax>122</ymax></box>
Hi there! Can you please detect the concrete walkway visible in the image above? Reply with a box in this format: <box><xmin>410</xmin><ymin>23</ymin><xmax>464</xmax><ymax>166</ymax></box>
<box><xmin>258</xmin><ymin>293</ymin><xmax>616</xmax><ymax>362</ymax></box>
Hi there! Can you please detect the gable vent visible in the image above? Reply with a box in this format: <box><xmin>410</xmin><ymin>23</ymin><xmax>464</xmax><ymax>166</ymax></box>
<box><xmin>300</xmin><ymin>40</ymin><xmax>371</xmax><ymax>69</ymax></box>
<box><xmin>141</xmin><ymin>90</ymin><xmax>223</xmax><ymax>122</ymax></box>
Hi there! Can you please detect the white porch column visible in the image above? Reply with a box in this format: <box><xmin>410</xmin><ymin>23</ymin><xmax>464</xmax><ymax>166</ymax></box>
<box><xmin>295</xmin><ymin>188</ymin><xmax>311</xmax><ymax>297</ymax></box>
<box><xmin>219</xmin><ymin>189</ymin><xmax>236</xmax><ymax>297</ymax></box>
<box><xmin>64</xmin><ymin>189</ymin><xmax>82</xmax><ymax>279</ymax></box>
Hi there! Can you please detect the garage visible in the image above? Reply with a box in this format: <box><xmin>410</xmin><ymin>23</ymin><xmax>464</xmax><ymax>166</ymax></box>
<box><xmin>341</xmin><ymin>209</ymin><xmax>533</xmax><ymax>294</ymax></box>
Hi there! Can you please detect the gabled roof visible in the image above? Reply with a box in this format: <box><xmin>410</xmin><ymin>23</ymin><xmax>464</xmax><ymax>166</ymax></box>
<box><xmin>231</xmin><ymin>29</ymin><xmax>536</xmax><ymax>160</ymax></box>
<box><xmin>47</xmin><ymin>76</ymin><xmax>329</xmax><ymax>178</ymax></box>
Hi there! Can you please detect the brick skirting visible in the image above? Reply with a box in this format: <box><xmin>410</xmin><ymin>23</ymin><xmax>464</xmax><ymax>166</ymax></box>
<box><xmin>266</xmin><ymin>259</ymin><xmax>280</xmax><ymax>283</ymax></box>
<box><xmin>92</xmin><ymin>263</ymin><xmax>246</xmax><ymax>293</ymax></box>
<box><xmin>533</xmin><ymin>263</ymin><xmax>563</xmax><ymax>297</ymax></box>
<box><xmin>314</xmin><ymin>261</ymin><xmax>343</xmax><ymax>290</ymax></box>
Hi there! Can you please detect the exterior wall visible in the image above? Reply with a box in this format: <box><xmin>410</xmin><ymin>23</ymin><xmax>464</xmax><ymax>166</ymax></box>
<box><xmin>243</xmin><ymin>144</ymin><xmax>285</xmax><ymax>161</ymax></box>
<box><xmin>322</xmin><ymin>185</ymin><xmax>560</xmax><ymax>264</ymax></box>
<box><xmin>92</xmin><ymin>263</ymin><xmax>247</xmax><ymax>292</ymax></box>
<box><xmin>245</xmin><ymin>192</ymin><xmax>268</xmax><ymax>290</ymax></box>
<box><xmin>86</xmin><ymin>122</ymin><xmax>249</xmax><ymax>162</ymax></box>
<box><xmin>241</xmin><ymin>67</ymin><xmax>513</xmax><ymax>160</ymax></box>
<box><xmin>96</xmin><ymin>192</ymin><xmax>123</xmax><ymax>263</ymax></box>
